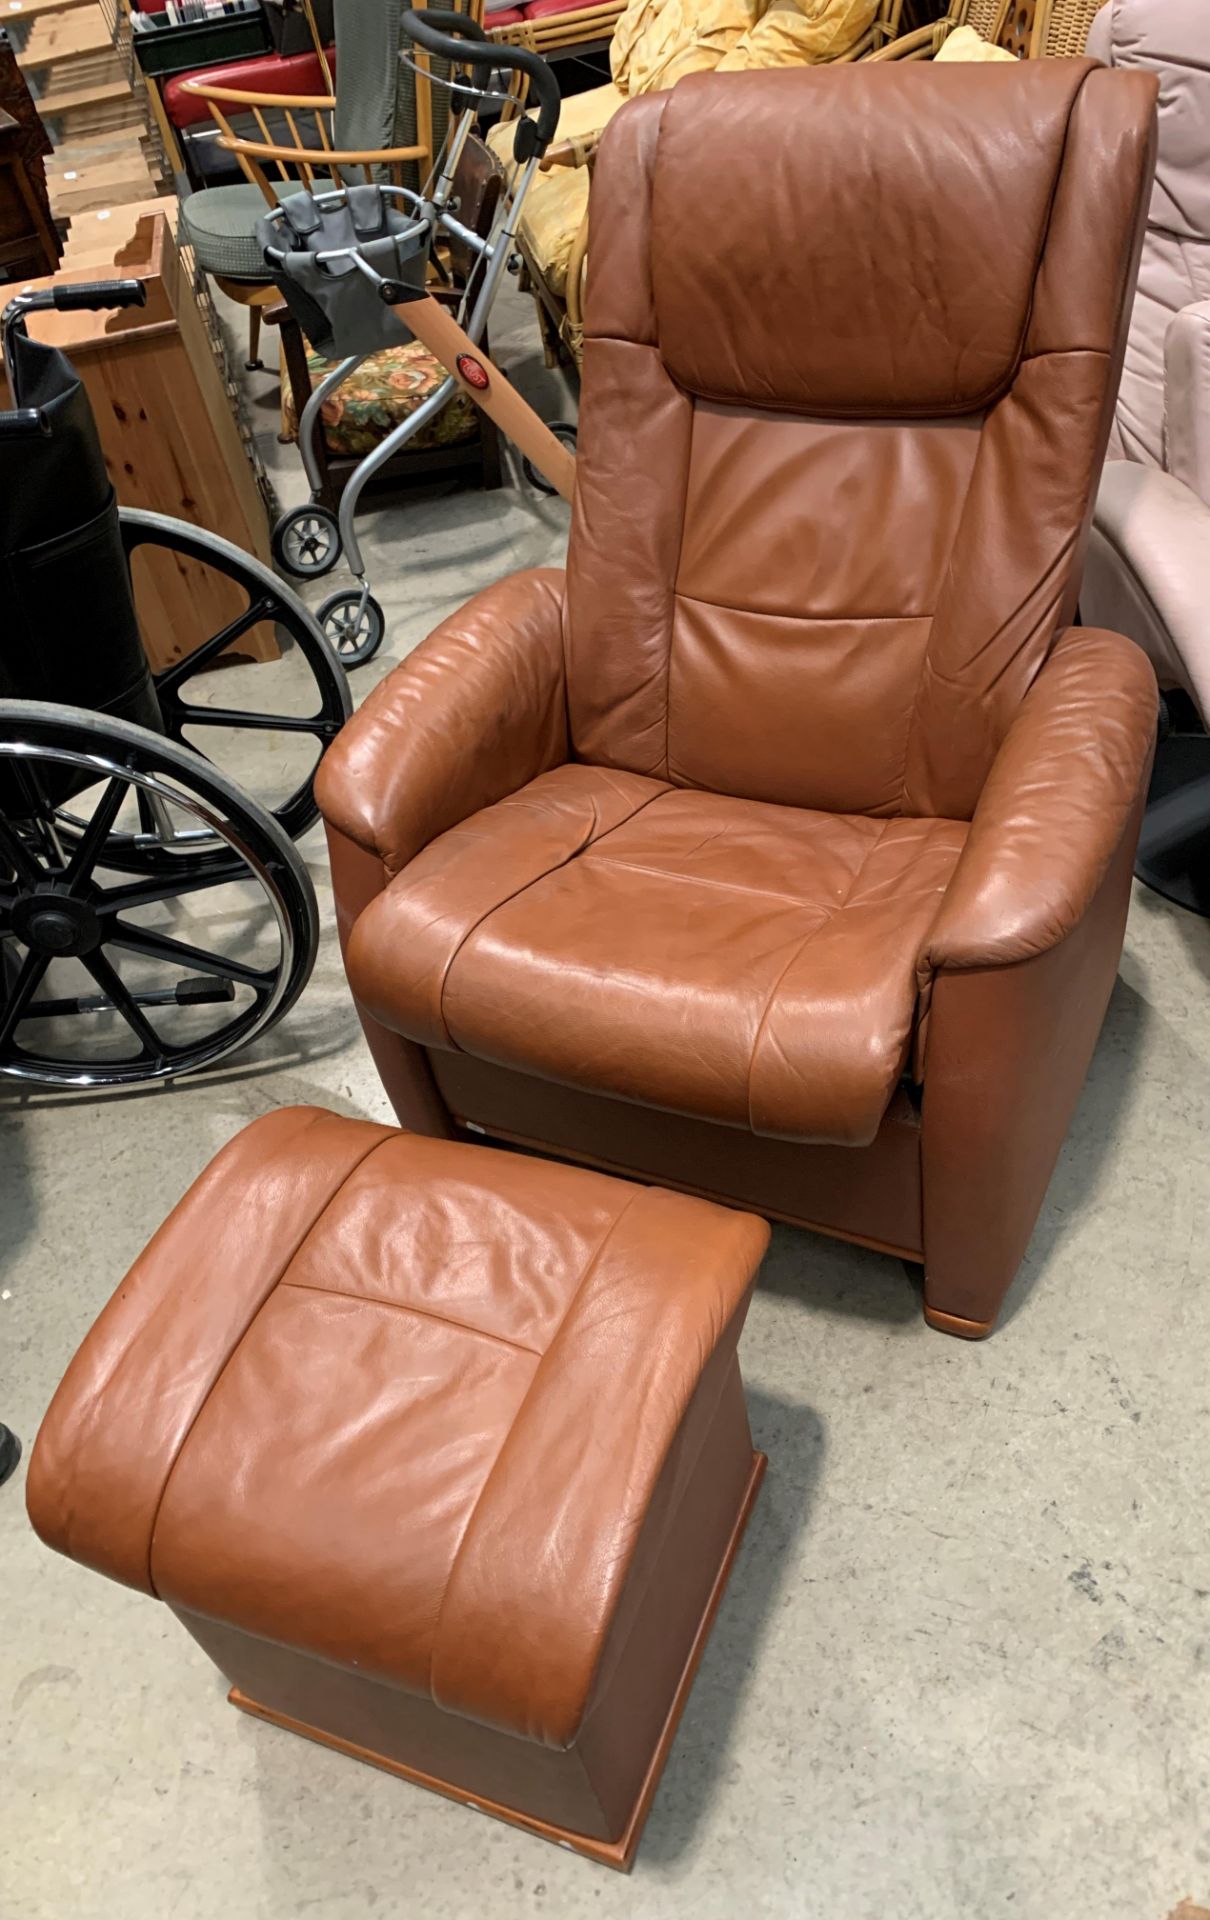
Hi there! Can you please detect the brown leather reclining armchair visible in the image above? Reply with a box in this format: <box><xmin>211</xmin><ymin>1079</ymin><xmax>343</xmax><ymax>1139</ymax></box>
<box><xmin>317</xmin><ymin>59</ymin><xmax>1160</xmax><ymax>1338</ymax></box>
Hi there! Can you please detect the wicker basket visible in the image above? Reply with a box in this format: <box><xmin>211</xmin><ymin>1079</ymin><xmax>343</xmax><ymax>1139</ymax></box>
<box><xmin>1037</xmin><ymin>0</ymin><xmax>1106</xmax><ymax>56</ymax></box>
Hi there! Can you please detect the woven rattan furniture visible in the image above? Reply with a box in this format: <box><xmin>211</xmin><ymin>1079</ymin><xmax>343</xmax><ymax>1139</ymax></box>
<box><xmin>870</xmin><ymin>0</ymin><xmax>1105</xmax><ymax>63</ymax></box>
<box><xmin>488</xmin><ymin>0</ymin><xmax>627</xmax><ymax>61</ymax></box>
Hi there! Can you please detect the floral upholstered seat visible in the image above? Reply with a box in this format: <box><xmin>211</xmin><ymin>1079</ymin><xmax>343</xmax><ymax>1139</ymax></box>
<box><xmin>281</xmin><ymin>339</ymin><xmax>480</xmax><ymax>457</ymax></box>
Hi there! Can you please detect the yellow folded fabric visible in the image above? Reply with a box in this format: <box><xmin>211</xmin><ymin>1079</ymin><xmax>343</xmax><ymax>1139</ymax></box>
<box><xmin>715</xmin><ymin>0</ymin><xmax>876</xmax><ymax>69</ymax></box>
<box><xmin>934</xmin><ymin>22</ymin><xmax>1017</xmax><ymax>60</ymax></box>
<box><xmin>516</xmin><ymin>166</ymin><xmax>592</xmax><ymax>294</ymax></box>
<box><xmin>485</xmin><ymin>86</ymin><xmax>624</xmax><ymax>296</ymax></box>
<box><xmin>612</xmin><ymin>0</ymin><xmax>761</xmax><ymax>94</ymax></box>
<box><xmin>485</xmin><ymin>79</ymin><xmax>624</xmax><ymax>169</ymax></box>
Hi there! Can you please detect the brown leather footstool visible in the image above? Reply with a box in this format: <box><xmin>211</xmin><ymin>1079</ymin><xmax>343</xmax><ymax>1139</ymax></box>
<box><xmin>27</xmin><ymin>1107</ymin><xmax>770</xmax><ymax>1870</ymax></box>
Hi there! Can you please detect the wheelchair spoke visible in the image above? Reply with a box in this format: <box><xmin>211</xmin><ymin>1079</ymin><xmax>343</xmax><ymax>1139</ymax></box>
<box><xmin>107</xmin><ymin>920</ymin><xmax>275</xmax><ymax>991</ymax></box>
<box><xmin>63</xmin><ymin>777</ymin><xmax>128</xmax><ymax>890</ymax></box>
<box><xmin>81</xmin><ymin>950</ymin><xmax>166</xmax><ymax>1061</ymax></box>
<box><xmin>0</xmin><ymin>816</ymin><xmax>42</xmax><ymax>888</ymax></box>
<box><xmin>95</xmin><ymin>867</ymin><xmax>242</xmax><ymax>917</ymax></box>
<box><xmin>0</xmin><ymin>947</ymin><xmax>51</xmax><ymax>1048</ymax></box>
<box><xmin>172</xmin><ymin>706</ymin><xmax>342</xmax><ymax>738</ymax></box>
<box><xmin>154</xmin><ymin>595</ymin><xmax>279</xmax><ymax>696</ymax></box>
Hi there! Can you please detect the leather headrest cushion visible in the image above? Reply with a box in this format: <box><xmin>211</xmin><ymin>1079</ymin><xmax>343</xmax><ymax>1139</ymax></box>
<box><xmin>647</xmin><ymin>60</ymin><xmax>1098</xmax><ymax>417</ymax></box>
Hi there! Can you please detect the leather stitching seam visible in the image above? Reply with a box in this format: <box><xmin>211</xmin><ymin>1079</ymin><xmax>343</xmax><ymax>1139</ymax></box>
<box><xmin>580</xmin><ymin>848</ymin><xmax>859</xmax><ymax>912</ymax></box>
<box><xmin>435</xmin><ymin>784</ymin><xmax>671</xmax><ymax>1050</ymax></box>
<box><xmin>744</xmin><ymin>820</ymin><xmax>890</xmax><ymax>1134</ymax></box>
<box><xmin>143</xmin><ymin>1122</ymin><xmax>396</xmax><ymax>1598</ymax></box>
<box><xmin>280</xmin><ymin>1278</ymin><xmax>544</xmax><ymax>1358</ymax></box>
<box><xmin>672</xmin><ymin>588</ymin><xmax>932</xmax><ymax>624</ymax></box>
<box><xmin>425</xmin><ymin>1188</ymin><xmax>647</xmax><ymax>1711</ymax></box>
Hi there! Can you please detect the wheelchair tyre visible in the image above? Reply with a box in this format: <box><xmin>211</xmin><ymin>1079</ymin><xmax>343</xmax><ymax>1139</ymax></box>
<box><xmin>318</xmin><ymin>589</ymin><xmax>385</xmax><ymax>668</ymax></box>
<box><xmin>522</xmin><ymin>420</ymin><xmax>578</xmax><ymax>495</ymax></box>
<box><xmin>0</xmin><ymin>702</ymin><xmax>318</xmax><ymax>1088</ymax></box>
<box><xmin>114</xmin><ymin>509</ymin><xmax>352</xmax><ymax>863</ymax></box>
<box><xmin>271</xmin><ymin>503</ymin><xmax>343</xmax><ymax>580</ymax></box>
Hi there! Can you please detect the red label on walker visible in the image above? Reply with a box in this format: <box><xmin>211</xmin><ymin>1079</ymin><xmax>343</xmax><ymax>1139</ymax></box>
<box><xmin>457</xmin><ymin>354</ymin><xmax>490</xmax><ymax>392</ymax></box>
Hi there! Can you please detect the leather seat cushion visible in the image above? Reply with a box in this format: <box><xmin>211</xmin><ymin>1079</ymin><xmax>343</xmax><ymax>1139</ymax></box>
<box><xmin>346</xmin><ymin>766</ymin><xmax>968</xmax><ymax>1146</ymax></box>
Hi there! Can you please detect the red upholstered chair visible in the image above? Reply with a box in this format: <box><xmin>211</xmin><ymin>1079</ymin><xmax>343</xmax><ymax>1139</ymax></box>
<box><xmin>316</xmin><ymin>61</ymin><xmax>1160</xmax><ymax>1339</ymax></box>
<box><xmin>487</xmin><ymin>0</ymin><xmax>626</xmax><ymax>54</ymax></box>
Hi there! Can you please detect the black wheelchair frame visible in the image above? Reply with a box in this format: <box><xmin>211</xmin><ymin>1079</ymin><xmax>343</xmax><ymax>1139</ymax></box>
<box><xmin>0</xmin><ymin>278</ymin><xmax>352</xmax><ymax>1089</ymax></box>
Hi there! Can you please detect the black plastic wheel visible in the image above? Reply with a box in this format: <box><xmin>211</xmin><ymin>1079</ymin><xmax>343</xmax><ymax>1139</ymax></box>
<box><xmin>318</xmin><ymin>589</ymin><xmax>386</xmax><ymax>668</ymax></box>
<box><xmin>0</xmin><ymin>1424</ymin><xmax>21</xmax><ymax>1489</ymax></box>
<box><xmin>114</xmin><ymin>509</ymin><xmax>351</xmax><ymax>865</ymax></box>
<box><xmin>0</xmin><ymin>702</ymin><xmax>318</xmax><ymax>1087</ymax></box>
<box><xmin>271</xmin><ymin>502</ymin><xmax>343</xmax><ymax>580</ymax></box>
<box><xmin>522</xmin><ymin>420</ymin><xmax>578</xmax><ymax>495</ymax></box>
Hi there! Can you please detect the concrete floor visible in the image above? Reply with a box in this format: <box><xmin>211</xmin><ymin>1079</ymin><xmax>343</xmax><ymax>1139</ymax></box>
<box><xmin>3</xmin><ymin>280</ymin><xmax>1210</xmax><ymax>1920</ymax></box>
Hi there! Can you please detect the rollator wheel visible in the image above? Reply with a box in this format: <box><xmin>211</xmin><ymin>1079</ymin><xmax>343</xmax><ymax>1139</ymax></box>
<box><xmin>271</xmin><ymin>503</ymin><xmax>343</xmax><ymax>580</ymax></box>
<box><xmin>0</xmin><ymin>702</ymin><xmax>318</xmax><ymax>1088</ymax></box>
<box><xmin>522</xmin><ymin>420</ymin><xmax>578</xmax><ymax>496</ymax></box>
<box><xmin>318</xmin><ymin>589</ymin><xmax>386</xmax><ymax>668</ymax></box>
<box><xmin>109</xmin><ymin>509</ymin><xmax>352</xmax><ymax>864</ymax></box>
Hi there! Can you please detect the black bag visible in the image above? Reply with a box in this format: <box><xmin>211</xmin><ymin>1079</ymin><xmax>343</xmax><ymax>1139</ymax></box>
<box><xmin>0</xmin><ymin>330</ymin><xmax>161</xmax><ymax>810</ymax></box>
<box><xmin>258</xmin><ymin>184</ymin><xmax>430</xmax><ymax>360</ymax></box>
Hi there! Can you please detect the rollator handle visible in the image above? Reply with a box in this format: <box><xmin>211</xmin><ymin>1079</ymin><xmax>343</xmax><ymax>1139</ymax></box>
<box><xmin>402</xmin><ymin>9</ymin><xmax>561</xmax><ymax>159</ymax></box>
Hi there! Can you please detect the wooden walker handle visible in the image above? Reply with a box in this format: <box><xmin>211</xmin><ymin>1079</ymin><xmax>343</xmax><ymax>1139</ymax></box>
<box><xmin>395</xmin><ymin>295</ymin><xmax>576</xmax><ymax>503</ymax></box>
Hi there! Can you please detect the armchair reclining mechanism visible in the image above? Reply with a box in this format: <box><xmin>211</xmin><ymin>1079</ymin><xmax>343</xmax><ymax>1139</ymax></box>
<box><xmin>317</xmin><ymin>58</ymin><xmax>1160</xmax><ymax>1338</ymax></box>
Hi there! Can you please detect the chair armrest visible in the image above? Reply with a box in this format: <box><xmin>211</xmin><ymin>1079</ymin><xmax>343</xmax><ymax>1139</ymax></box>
<box><xmin>539</xmin><ymin>133</ymin><xmax>600</xmax><ymax>172</ymax></box>
<box><xmin>314</xmin><ymin>568</ymin><xmax>569</xmax><ymax>877</ymax></box>
<box><xmin>1165</xmin><ymin>298</ymin><xmax>1210</xmax><ymax>507</ymax></box>
<box><xmin>866</xmin><ymin>17</ymin><xmax>953</xmax><ymax>60</ymax></box>
<box><xmin>1086</xmin><ymin>460</ymin><xmax>1210</xmax><ymax>722</ymax></box>
<box><xmin>919</xmin><ymin>626</ymin><xmax>1157</xmax><ymax>976</ymax></box>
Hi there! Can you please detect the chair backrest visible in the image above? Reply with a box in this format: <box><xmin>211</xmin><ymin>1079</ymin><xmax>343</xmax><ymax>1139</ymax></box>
<box><xmin>184</xmin><ymin>0</ymin><xmax>492</xmax><ymax>199</ymax></box>
<box><xmin>334</xmin><ymin>0</ymin><xmax>481</xmax><ymax>185</ymax></box>
<box><xmin>564</xmin><ymin>61</ymin><xmax>1155</xmax><ymax>823</ymax></box>
<box><xmin>1086</xmin><ymin>0</ymin><xmax>1210</xmax><ymax>468</ymax></box>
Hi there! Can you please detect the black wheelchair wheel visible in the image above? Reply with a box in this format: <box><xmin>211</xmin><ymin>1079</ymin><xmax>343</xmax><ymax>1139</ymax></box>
<box><xmin>522</xmin><ymin>420</ymin><xmax>578</xmax><ymax>495</ymax></box>
<box><xmin>271</xmin><ymin>503</ymin><xmax>343</xmax><ymax>580</ymax></box>
<box><xmin>0</xmin><ymin>702</ymin><xmax>318</xmax><ymax>1088</ymax></box>
<box><xmin>112</xmin><ymin>509</ymin><xmax>352</xmax><ymax>866</ymax></box>
<box><xmin>318</xmin><ymin>588</ymin><xmax>386</xmax><ymax>668</ymax></box>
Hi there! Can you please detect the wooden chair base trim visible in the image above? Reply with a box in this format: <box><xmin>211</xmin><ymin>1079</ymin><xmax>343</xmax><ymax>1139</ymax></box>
<box><xmin>451</xmin><ymin>1114</ymin><xmax>923</xmax><ymax>1265</ymax></box>
<box><xmin>922</xmin><ymin>1303</ymin><xmax>995</xmax><ymax>1340</ymax></box>
<box><xmin>229</xmin><ymin>1450</ymin><xmax>767</xmax><ymax>1873</ymax></box>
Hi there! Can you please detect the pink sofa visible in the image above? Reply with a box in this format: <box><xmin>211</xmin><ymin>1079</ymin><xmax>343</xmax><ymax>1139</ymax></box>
<box><xmin>1082</xmin><ymin>0</ymin><xmax>1210</xmax><ymax>724</ymax></box>
<box><xmin>1081</xmin><ymin>0</ymin><xmax>1210</xmax><ymax>913</ymax></box>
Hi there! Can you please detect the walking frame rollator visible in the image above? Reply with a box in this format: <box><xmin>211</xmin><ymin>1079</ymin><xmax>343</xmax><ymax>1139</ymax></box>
<box><xmin>261</xmin><ymin>8</ymin><xmax>577</xmax><ymax>665</ymax></box>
